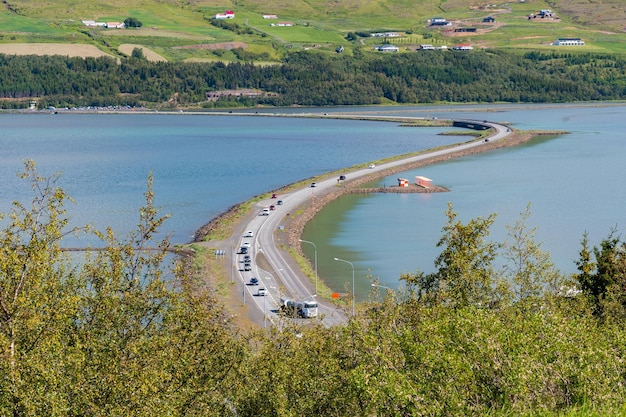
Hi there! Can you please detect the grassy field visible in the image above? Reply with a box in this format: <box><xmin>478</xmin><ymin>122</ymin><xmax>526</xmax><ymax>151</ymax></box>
<box><xmin>0</xmin><ymin>0</ymin><xmax>625</xmax><ymax>60</ymax></box>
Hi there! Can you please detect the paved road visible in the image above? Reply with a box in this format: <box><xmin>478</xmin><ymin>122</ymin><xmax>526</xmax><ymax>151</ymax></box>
<box><xmin>231</xmin><ymin>118</ymin><xmax>511</xmax><ymax>327</ymax></box>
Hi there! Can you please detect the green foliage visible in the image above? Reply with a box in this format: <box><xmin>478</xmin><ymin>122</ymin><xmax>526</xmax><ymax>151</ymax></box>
<box><xmin>2</xmin><ymin>49</ymin><xmax>626</xmax><ymax>108</ymax></box>
<box><xmin>405</xmin><ymin>202</ymin><xmax>499</xmax><ymax>308</ymax></box>
<box><xmin>6</xmin><ymin>163</ymin><xmax>626</xmax><ymax>415</ymax></box>
<box><xmin>0</xmin><ymin>163</ymin><xmax>243</xmax><ymax>415</ymax></box>
<box><xmin>124</xmin><ymin>17</ymin><xmax>143</xmax><ymax>28</ymax></box>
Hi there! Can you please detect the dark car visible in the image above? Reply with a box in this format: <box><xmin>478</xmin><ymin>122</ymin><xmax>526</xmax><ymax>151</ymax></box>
<box><xmin>249</xmin><ymin>277</ymin><xmax>259</xmax><ymax>285</ymax></box>
<box><xmin>277</xmin><ymin>200</ymin><xmax>283</xmax><ymax>205</ymax></box>
<box><xmin>239</xmin><ymin>247</ymin><xmax>248</xmax><ymax>254</ymax></box>
<box><xmin>269</xmin><ymin>205</ymin><xmax>276</xmax><ymax>211</ymax></box>
<box><xmin>339</xmin><ymin>175</ymin><xmax>346</xmax><ymax>181</ymax></box>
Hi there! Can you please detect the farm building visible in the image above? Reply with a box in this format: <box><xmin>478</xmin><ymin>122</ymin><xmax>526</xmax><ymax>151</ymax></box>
<box><xmin>552</xmin><ymin>38</ymin><xmax>584</xmax><ymax>46</ymax></box>
<box><xmin>262</xmin><ymin>14</ymin><xmax>277</xmax><ymax>19</ymax></box>
<box><xmin>214</xmin><ymin>10</ymin><xmax>235</xmax><ymax>19</ymax></box>
<box><xmin>415</xmin><ymin>176</ymin><xmax>433</xmax><ymax>188</ymax></box>
<box><xmin>376</xmin><ymin>45</ymin><xmax>399</xmax><ymax>52</ymax></box>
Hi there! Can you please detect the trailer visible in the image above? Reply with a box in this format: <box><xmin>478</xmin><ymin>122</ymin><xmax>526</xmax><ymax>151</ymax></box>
<box><xmin>280</xmin><ymin>297</ymin><xmax>318</xmax><ymax>318</ymax></box>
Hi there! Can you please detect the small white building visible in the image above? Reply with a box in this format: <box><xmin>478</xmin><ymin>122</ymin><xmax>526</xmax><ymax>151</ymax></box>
<box><xmin>376</xmin><ymin>45</ymin><xmax>399</xmax><ymax>52</ymax></box>
<box><xmin>552</xmin><ymin>38</ymin><xmax>584</xmax><ymax>46</ymax></box>
<box><xmin>262</xmin><ymin>14</ymin><xmax>277</xmax><ymax>19</ymax></box>
<box><xmin>214</xmin><ymin>10</ymin><xmax>235</xmax><ymax>19</ymax></box>
<box><xmin>106</xmin><ymin>22</ymin><xmax>125</xmax><ymax>29</ymax></box>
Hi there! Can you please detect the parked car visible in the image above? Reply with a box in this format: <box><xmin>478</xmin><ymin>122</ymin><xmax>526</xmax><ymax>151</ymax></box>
<box><xmin>249</xmin><ymin>277</ymin><xmax>259</xmax><ymax>285</ymax></box>
<box><xmin>257</xmin><ymin>288</ymin><xmax>267</xmax><ymax>296</ymax></box>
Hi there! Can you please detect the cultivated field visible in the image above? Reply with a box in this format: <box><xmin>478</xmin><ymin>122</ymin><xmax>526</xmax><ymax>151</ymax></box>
<box><xmin>0</xmin><ymin>43</ymin><xmax>113</xmax><ymax>58</ymax></box>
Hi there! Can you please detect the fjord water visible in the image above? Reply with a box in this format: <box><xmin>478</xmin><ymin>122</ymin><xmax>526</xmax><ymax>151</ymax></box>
<box><xmin>2</xmin><ymin>104</ymin><xmax>625</xmax><ymax>297</ymax></box>
<box><xmin>0</xmin><ymin>112</ymin><xmax>462</xmax><ymax>246</ymax></box>
<box><xmin>301</xmin><ymin>104</ymin><xmax>626</xmax><ymax>297</ymax></box>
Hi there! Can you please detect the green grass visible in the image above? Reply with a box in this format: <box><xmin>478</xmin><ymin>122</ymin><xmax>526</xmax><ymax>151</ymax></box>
<box><xmin>1</xmin><ymin>0</ymin><xmax>626</xmax><ymax>61</ymax></box>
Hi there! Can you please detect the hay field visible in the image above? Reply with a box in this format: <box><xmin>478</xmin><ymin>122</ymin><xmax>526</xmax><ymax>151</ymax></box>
<box><xmin>118</xmin><ymin>44</ymin><xmax>167</xmax><ymax>61</ymax></box>
<box><xmin>0</xmin><ymin>43</ymin><xmax>113</xmax><ymax>58</ymax></box>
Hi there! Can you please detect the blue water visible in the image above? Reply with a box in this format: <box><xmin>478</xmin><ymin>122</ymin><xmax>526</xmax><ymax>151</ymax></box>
<box><xmin>0</xmin><ymin>112</ymin><xmax>463</xmax><ymax>245</ymax></box>
<box><xmin>2</xmin><ymin>104</ymin><xmax>626</xmax><ymax>298</ymax></box>
<box><xmin>300</xmin><ymin>103</ymin><xmax>626</xmax><ymax>296</ymax></box>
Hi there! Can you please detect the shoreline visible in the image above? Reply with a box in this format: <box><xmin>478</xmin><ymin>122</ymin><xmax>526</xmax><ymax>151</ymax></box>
<box><xmin>194</xmin><ymin>129</ymin><xmax>553</xmax><ymax>244</ymax></box>
<box><xmin>193</xmin><ymin>127</ymin><xmax>562</xmax><ymax>314</ymax></box>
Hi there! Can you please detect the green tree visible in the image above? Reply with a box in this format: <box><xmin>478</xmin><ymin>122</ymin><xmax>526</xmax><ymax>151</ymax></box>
<box><xmin>502</xmin><ymin>204</ymin><xmax>563</xmax><ymax>305</ymax></box>
<box><xmin>124</xmin><ymin>17</ymin><xmax>143</xmax><ymax>28</ymax></box>
<box><xmin>405</xmin><ymin>203</ymin><xmax>499</xmax><ymax>308</ymax></box>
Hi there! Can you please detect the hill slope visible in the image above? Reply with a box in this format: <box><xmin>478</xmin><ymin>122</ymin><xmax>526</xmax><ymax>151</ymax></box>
<box><xmin>0</xmin><ymin>0</ymin><xmax>625</xmax><ymax>61</ymax></box>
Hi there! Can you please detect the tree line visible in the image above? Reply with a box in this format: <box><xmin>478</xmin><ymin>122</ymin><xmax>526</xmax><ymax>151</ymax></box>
<box><xmin>3</xmin><ymin>164</ymin><xmax>626</xmax><ymax>415</ymax></box>
<box><xmin>0</xmin><ymin>49</ymin><xmax>625</xmax><ymax>109</ymax></box>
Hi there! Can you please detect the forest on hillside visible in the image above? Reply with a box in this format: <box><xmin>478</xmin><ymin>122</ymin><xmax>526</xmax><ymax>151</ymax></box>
<box><xmin>0</xmin><ymin>49</ymin><xmax>625</xmax><ymax>109</ymax></box>
<box><xmin>3</xmin><ymin>164</ymin><xmax>626</xmax><ymax>416</ymax></box>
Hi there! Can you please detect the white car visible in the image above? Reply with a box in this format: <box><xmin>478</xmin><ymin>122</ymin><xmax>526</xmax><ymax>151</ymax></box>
<box><xmin>244</xmin><ymin>231</ymin><xmax>254</xmax><ymax>238</ymax></box>
<box><xmin>257</xmin><ymin>288</ymin><xmax>267</xmax><ymax>296</ymax></box>
<box><xmin>243</xmin><ymin>242</ymin><xmax>251</xmax><ymax>248</ymax></box>
<box><xmin>369</xmin><ymin>164</ymin><xmax>376</xmax><ymax>169</ymax></box>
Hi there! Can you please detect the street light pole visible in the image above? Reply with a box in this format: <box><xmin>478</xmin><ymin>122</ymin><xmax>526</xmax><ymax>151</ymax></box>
<box><xmin>371</xmin><ymin>283</ymin><xmax>393</xmax><ymax>292</ymax></box>
<box><xmin>334</xmin><ymin>257</ymin><xmax>355</xmax><ymax>316</ymax></box>
<box><xmin>299</xmin><ymin>239</ymin><xmax>318</xmax><ymax>296</ymax></box>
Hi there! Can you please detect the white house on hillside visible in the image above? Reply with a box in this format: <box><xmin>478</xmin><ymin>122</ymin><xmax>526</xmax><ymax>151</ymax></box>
<box><xmin>552</xmin><ymin>38</ymin><xmax>584</xmax><ymax>46</ymax></box>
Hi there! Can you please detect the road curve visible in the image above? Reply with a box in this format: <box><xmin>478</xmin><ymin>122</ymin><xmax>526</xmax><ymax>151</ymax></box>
<box><xmin>232</xmin><ymin>118</ymin><xmax>511</xmax><ymax>327</ymax></box>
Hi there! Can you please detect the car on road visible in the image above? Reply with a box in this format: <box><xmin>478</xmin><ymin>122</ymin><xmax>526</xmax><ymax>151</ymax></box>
<box><xmin>339</xmin><ymin>175</ymin><xmax>346</xmax><ymax>181</ymax></box>
<box><xmin>310</xmin><ymin>182</ymin><xmax>316</xmax><ymax>188</ymax></box>
<box><xmin>243</xmin><ymin>242</ymin><xmax>251</xmax><ymax>248</ymax></box>
<box><xmin>244</xmin><ymin>231</ymin><xmax>254</xmax><ymax>237</ymax></box>
<box><xmin>239</xmin><ymin>247</ymin><xmax>248</xmax><ymax>254</ymax></box>
<box><xmin>369</xmin><ymin>164</ymin><xmax>376</xmax><ymax>169</ymax></box>
<box><xmin>277</xmin><ymin>200</ymin><xmax>283</xmax><ymax>205</ymax></box>
<box><xmin>260</xmin><ymin>208</ymin><xmax>270</xmax><ymax>216</ymax></box>
<box><xmin>244</xmin><ymin>263</ymin><xmax>252</xmax><ymax>271</ymax></box>
<box><xmin>257</xmin><ymin>288</ymin><xmax>267</xmax><ymax>296</ymax></box>
<box><xmin>269</xmin><ymin>205</ymin><xmax>275</xmax><ymax>211</ymax></box>
<box><xmin>243</xmin><ymin>255</ymin><xmax>251</xmax><ymax>262</ymax></box>
<box><xmin>249</xmin><ymin>277</ymin><xmax>259</xmax><ymax>285</ymax></box>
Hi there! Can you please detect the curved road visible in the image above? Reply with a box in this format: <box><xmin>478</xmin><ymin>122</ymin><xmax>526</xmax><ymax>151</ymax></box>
<box><xmin>231</xmin><ymin>118</ymin><xmax>511</xmax><ymax>327</ymax></box>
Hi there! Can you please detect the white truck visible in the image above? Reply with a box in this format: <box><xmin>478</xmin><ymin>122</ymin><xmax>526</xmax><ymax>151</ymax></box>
<box><xmin>280</xmin><ymin>298</ymin><xmax>318</xmax><ymax>319</ymax></box>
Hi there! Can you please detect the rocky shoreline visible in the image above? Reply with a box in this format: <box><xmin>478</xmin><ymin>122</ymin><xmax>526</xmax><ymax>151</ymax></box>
<box><xmin>194</xmin><ymin>130</ymin><xmax>552</xmax><ymax>248</ymax></box>
<box><xmin>281</xmin><ymin>130</ymin><xmax>543</xmax><ymax>253</ymax></box>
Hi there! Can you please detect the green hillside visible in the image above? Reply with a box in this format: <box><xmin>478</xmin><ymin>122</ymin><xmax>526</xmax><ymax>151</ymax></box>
<box><xmin>1</xmin><ymin>0</ymin><xmax>625</xmax><ymax>61</ymax></box>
